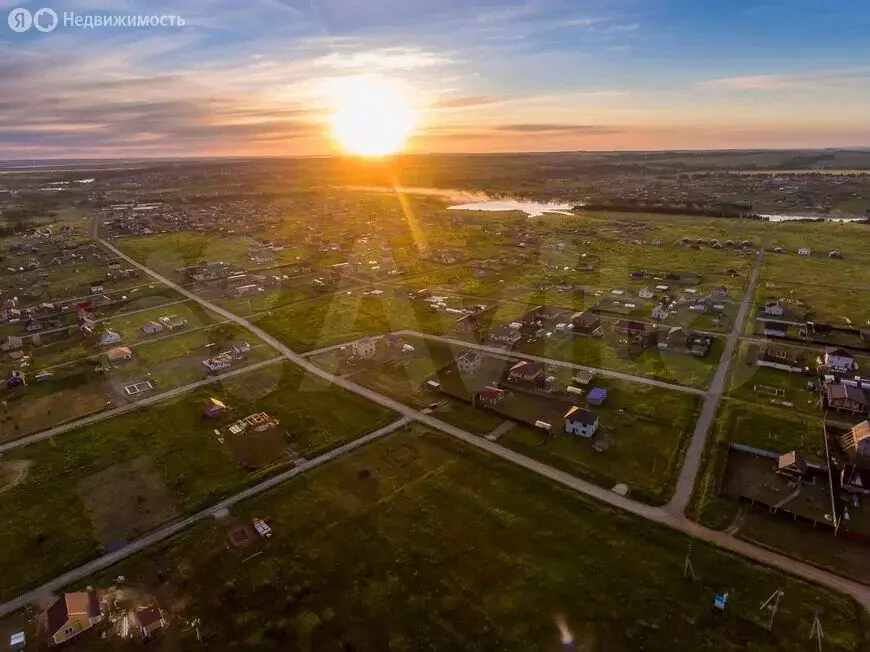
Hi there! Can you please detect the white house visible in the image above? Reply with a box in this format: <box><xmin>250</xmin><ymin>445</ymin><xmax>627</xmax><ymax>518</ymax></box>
<box><xmin>564</xmin><ymin>406</ymin><xmax>599</xmax><ymax>438</ymax></box>
<box><xmin>764</xmin><ymin>301</ymin><xmax>784</xmax><ymax>316</ymax></box>
<box><xmin>825</xmin><ymin>348</ymin><xmax>856</xmax><ymax>374</ymax></box>
<box><xmin>351</xmin><ymin>337</ymin><xmax>378</xmax><ymax>360</ymax></box>
<box><xmin>100</xmin><ymin>330</ymin><xmax>121</xmax><ymax>346</ymax></box>
<box><xmin>798</xmin><ymin>248</ymin><xmax>812</xmax><ymax>256</ymax></box>
<box><xmin>638</xmin><ymin>288</ymin><xmax>654</xmax><ymax>299</ymax></box>
<box><xmin>457</xmin><ymin>352</ymin><xmax>482</xmax><ymax>376</ymax></box>
<box><xmin>651</xmin><ymin>304</ymin><xmax>670</xmax><ymax>321</ymax></box>
<box><xmin>142</xmin><ymin>320</ymin><xmax>164</xmax><ymax>335</ymax></box>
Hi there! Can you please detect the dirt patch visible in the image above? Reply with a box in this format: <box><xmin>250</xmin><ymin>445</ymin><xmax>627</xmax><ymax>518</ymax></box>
<box><xmin>3</xmin><ymin>386</ymin><xmax>107</xmax><ymax>441</ymax></box>
<box><xmin>228</xmin><ymin>428</ymin><xmax>288</xmax><ymax>470</ymax></box>
<box><xmin>0</xmin><ymin>460</ymin><xmax>32</xmax><ymax>494</ymax></box>
<box><xmin>78</xmin><ymin>455</ymin><xmax>180</xmax><ymax>546</ymax></box>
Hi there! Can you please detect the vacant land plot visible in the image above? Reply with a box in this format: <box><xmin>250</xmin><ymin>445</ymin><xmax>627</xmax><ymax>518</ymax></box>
<box><xmin>54</xmin><ymin>429</ymin><xmax>870</xmax><ymax>651</ymax></box>
<box><xmin>78</xmin><ymin>455</ymin><xmax>180</xmax><ymax>546</ymax></box>
<box><xmin>728</xmin><ymin>342</ymin><xmax>819</xmax><ymax>413</ymax></box>
<box><xmin>0</xmin><ymin>362</ymin><xmax>395</xmax><ymax>601</ymax></box>
<box><xmin>1</xmin><ymin>384</ymin><xmax>107</xmax><ymax>441</ymax></box>
<box><xmin>116</xmin><ymin>232</ymin><xmax>257</xmax><ymax>279</ymax></box>
<box><xmin>0</xmin><ymin>460</ymin><xmax>30</xmax><ymax>494</ymax></box>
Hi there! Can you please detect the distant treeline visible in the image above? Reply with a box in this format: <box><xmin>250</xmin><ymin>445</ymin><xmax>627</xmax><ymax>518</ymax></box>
<box><xmin>574</xmin><ymin>202</ymin><xmax>761</xmax><ymax>219</ymax></box>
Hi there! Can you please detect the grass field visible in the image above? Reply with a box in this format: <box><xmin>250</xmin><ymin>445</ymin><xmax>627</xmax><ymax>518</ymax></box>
<box><xmin>20</xmin><ymin>427</ymin><xmax>868</xmax><ymax>651</ymax></box>
<box><xmin>0</xmin><ymin>362</ymin><xmax>395</xmax><ymax>602</ymax></box>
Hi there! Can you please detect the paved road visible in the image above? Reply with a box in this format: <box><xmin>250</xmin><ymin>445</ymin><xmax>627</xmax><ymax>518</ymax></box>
<box><xmin>0</xmin><ymin>358</ymin><xmax>283</xmax><ymax>453</ymax></box>
<box><xmin>0</xmin><ymin>417</ymin><xmax>410</xmax><ymax>617</ymax></box>
<box><xmin>392</xmin><ymin>330</ymin><xmax>706</xmax><ymax>396</ymax></box>
<box><xmin>83</xmin><ymin>234</ymin><xmax>870</xmax><ymax>612</ymax></box>
<box><xmin>665</xmin><ymin>248</ymin><xmax>765</xmax><ymax>515</ymax></box>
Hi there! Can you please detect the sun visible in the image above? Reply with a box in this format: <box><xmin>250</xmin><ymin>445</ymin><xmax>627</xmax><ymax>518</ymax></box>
<box><xmin>328</xmin><ymin>77</ymin><xmax>416</xmax><ymax>157</ymax></box>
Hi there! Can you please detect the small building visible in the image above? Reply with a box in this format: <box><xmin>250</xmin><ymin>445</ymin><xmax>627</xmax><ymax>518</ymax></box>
<box><xmin>797</xmin><ymin>248</ymin><xmax>812</xmax><ymax>256</ymax></box>
<box><xmin>650</xmin><ymin>303</ymin><xmax>669</xmax><ymax>321</ymax></box>
<box><xmin>476</xmin><ymin>385</ymin><xmax>506</xmax><ymax>407</ymax></box>
<box><xmin>711</xmin><ymin>286</ymin><xmax>728</xmax><ymax>298</ymax></box>
<box><xmin>614</xmin><ymin>319</ymin><xmax>648</xmax><ymax>340</ymax></box>
<box><xmin>763</xmin><ymin>301</ymin><xmax>784</xmax><ymax>316</ymax></box>
<box><xmin>46</xmin><ymin>590</ymin><xmax>103</xmax><ymax>646</ymax></box>
<box><xmin>824</xmin><ymin>347</ymin><xmax>856</xmax><ymax>374</ymax></box>
<box><xmin>142</xmin><ymin>320</ymin><xmax>164</xmax><ymax>335</ymax></box>
<box><xmin>457</xmin><ymin>352</ymin><xmax>482</xmax><ymax>376</ymax></box>
<box><xmin>840</xmin><ymin>421</ymin><xmax>870</xmax><ymax>458</ymax></box>
<box><xmin>570</xmin><ymin>311</ymin><xmax>602</xmax><ymax>335</ymax></box>
<box><xmin>204</xmin><ymin>397</ymin><xmax>228</xmax><ymax>418</ymax></box>
<box><xmin>826</xmin><ymin>383</ymin><xmax>868</xmax><ymax>415</ymax></box>
<box><xmin>564</xmin><ymin>406</ymin><xmax>600</xmax><ymax>438</ymax></box>
<box><xmin>100</xmin><ymin>330</ymin><xmax>121</xmax><ymax>346</ymax></box>
<box><xmin>489</xmin><ymin>325</ymin><xmax>522</xmax><ymax>347</ymax></box>
<box><xmin>232</xmin><ymin>341</ymin><xmax>253</xmax><ymax>355</ymax></box>
<box><xmin>776</xmin><ymin>451</ymin><xmax>808</xmax><ymax>480</ymax></box>
<box><xmin>351</xmin><ymin>337</ymin><xmax>378</xmax><ymax>360</ymax></box>
<box><xmin>203</xmin><ymin>356</ymin><xmax>232</xmax><ymax>373</ymax></box>
<box><xmin>5</xmin><ymin>370</ymin><xmax>25</xmax><ymax>389</ymax></box>
<box><xmin>137</xmin><ymin>607</ymin><xmax>166</xmax><ymax>638</ymax></box>
<box><xmin>508</xmin><ymin>360</ymin><xmax>544</xmax><ymax>383</ymax></box>
<box><xmin>637</xmin><ymin>288</ymin><xmax>654</xmax><ymax>300</ymax></box>
<box><xmin>757</xmin><ymin>347</ymin><xmax>803</xmax><ymax>372</ymax></box>
<box><xmin>573</xmin><ymin>369</ymin><xmax>597</xmax><ymax>386</ymax></box>
<box><xmin>2</xmin><ymin>335</ymin><xmax>23</xmax><ymax>351</ymax></box>
<box><xmin>587</xmin><ymin>387</ymin><xmax>608</xmax><ymax>406</ymax></box>
<box><xmin>106</xmin><ymin>346</ymin><xmax>133</xmax><ymax>363</ymax></box>
<box><xmin>828</xmin><ymin>250</ymin><xmax>844</xmax><ymax>259</ymax></box>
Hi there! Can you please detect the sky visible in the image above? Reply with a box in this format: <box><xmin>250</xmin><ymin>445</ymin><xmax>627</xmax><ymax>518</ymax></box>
<box><xmin>1</xmin><ymin>0</ymin><xmax>869</xmax><ymax>158</ymax></box>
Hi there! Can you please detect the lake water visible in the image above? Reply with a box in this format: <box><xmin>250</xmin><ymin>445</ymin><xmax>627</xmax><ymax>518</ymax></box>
<box><xmin>760</xmin><ymin>213</ymin><xmax>865</xmax><ymax>223</ymax></box>
<box><xmin>448</xmin><ymin>200</ymin><xmax>575</xmax><ymax>217</ymax></box>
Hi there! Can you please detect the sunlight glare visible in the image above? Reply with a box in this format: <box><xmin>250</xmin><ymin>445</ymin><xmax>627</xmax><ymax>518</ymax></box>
<box><xmin>329</xmin><ymin>77</ymin><xmax>415</xmax><ymax>157</ymax></box>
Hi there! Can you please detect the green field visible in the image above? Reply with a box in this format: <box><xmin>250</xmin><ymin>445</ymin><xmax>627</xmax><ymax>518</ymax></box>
<box><xmin>19</xmin><ymin>428</ymin><xmax>868</xmax><ymax>651</ymax></box>
<box><xmin>0</xmin><ymin>362</ymin><xmax>395</xmax><ymax>601</ymax></box>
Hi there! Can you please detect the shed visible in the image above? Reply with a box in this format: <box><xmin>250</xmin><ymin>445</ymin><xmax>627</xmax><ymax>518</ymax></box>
<box><xmin>587</xmin><ymin>387</ymin><xmax>608</xmax><ymax>406</ymax></box>
<box><xmin>204</xmin><ymin>397</ymin><xmax>227</xmax><ymax>418</ymax></box>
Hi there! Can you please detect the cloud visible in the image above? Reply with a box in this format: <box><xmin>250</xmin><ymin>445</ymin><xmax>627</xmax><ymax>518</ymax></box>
<box><xmin>698</xmin><ymin>66</ymin><xmax>870</xmax><ymax>91</ymax></box>
<box><xmin>602</xmin><ymin>22</ymin><xmax>639</xmax><ymax>34</ymax></box>
<box><xmin>493</xmin><ymin>124</ymin><xmax>620</xmax><ymax>134</ymax></box>
<box><xmin>313</xmin><ymin>47</ymin><xmax>454</xmax><ymax>71</ymax></box>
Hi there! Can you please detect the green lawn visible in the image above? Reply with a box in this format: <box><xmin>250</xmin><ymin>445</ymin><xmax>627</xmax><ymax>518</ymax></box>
<box><xmin>0</xmin><ymin>362</ymin><xmax>396</xmax><ymax>602</ymax></box>
<box><xmin>29</xmin><ymin>428</ymin><xmax>870</xmax><ymax>652</ymax></box>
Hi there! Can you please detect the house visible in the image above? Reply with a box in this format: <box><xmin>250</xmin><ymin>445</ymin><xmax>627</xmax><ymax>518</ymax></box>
<box><xmin>824</xmin><ymin>348</ymin><xmax>856</xmax><ymax>374</ymax></box>
<box><xmin>202</xmin><ymin>355</ymin><xmax>232</xmax><ymax>373</ymax></box>
<box><xmin>106</xmin><ymin>346</ymin><xmax>133</xmax><ymax>363</ymax></box>
<box><xmin>776</xmin><ymin>451</ymin><xmax>808</xmax><ymax>480</ymax></box>
<box><xmin>797</xmin><ymin>248</ymin><xmax>812</xmax><ymax>256</ymax></box>
<box><xmin>351</xmin><ymin>337</ymin><xmax>378</xmax><ymax>360</ymax></box>
<box><xmin>571</xmin><ymin>311</ymin><xmax>601</xmax><ymax>335</ymax></box>
<box><xmin>773</xmin><ymin>246</ymin><xmax>785</xmax><ymax>254</ymax></box>
<box><xmin>100</xmin><ymin>330</ymin><xmax>121</xmax><ymax>346</ymax></box>
<box><xmin>711</xmin><ymin>286</ymin><xmax>728</xmax><ymax>298</ymax></box>
<box><xmin>232</xmin><ymin>341</ymin><xmax>253</xmax><ymax>355</ymax></box>
<box><xmin>828</xmin><ymin>250</ymin><xmax>844</xmax><ymax>259</ymax></box>
<box><xmin>46</xmin><ymin>590</ymin><xmax>103</xmax><ymax>646</ymax></box>
<box><xmin>757</xmin><ymin>347</ymin><xmax>803</xmax><ymax>372</ymax></box>
<box><xmin>204</xmin><ymin>397</ymin><xmax>228</xmax><ymax>418</ymax></box>
<box><xmin>726</xmin><ymin>268</ymin><xmax>740</xmax><ymax>277</ymax></box>
<box><xmin>457</xmin><ymin>352</ymin><xmax>482</xmax><ymax>376</ymax></box>
<box><xmin>825</xmin><ymin>383</ymin><xmax>868</xmax><ymax>415</ymax></box>
<box><xmin>25</xmin><ymin>319</ymin><xmax>42</xmax><ymax>332</ymax></box>
<box><xmin>650</xmin><ymin>303</ymin><xmax>670</xmax><ymax>321</ymax></box>
<box><xmin>90</xmin><ymin>284</ymin><xmax>104</xmax><ymax>293</ymax></box>
<box><xmin>142</xmin><ymin>320</ymin><xmax>164</xmax><ymax>335</ymax></box>
<box><xmin>637</xmin><ymin>288</ymin><xmax>654</xmax><ymax>299</ymax></box>
<box><xmin>763</xmin><ymin>321</ymin><xmax>788</xmax><ymax>337</ymax></box>
<box><xmin>614</xmin><ymin>319</ymin><xmax>648</xmax><ymax>339</ymax></box>
<box><xmin>629</xmin><ymin>271</ymin><xmax>644</xmax><ymax>280</ymax></box>
<box><xmin>840</xmin><ymin>421</ymin><xmax>870</xmax><ymax>457</ymax></box>
<box><xmin>136</xmin><ymin>607</ymin><xmax>166</xmax><ymax>638</ymax></box>
<box><xmin>508</xmin><ymin>360</ymin><xmax>544</xmax><ymax>383</ymax></box>
<box><xmin>5</xmin><ymin>370</ymin><xmax>25</xmax><ymax>389</ymax></box>
<box><xmin>10</xmin><ymin>632</ymin><xmax>25</xmax><ymax>652</ymax></box>
<box><xmin>489</xmin><ymin>325</ymin><xmax>522</xmax><ymax>347</ymax></box>
<box><xmin>657</xmin><ymin>327</ymin><xmax>712</xmax><ymax>357</ymax></box>
<box><xmin>587</xmin><ymin>387</ymin><xmax>608</xmax><ymax>406</ymax></box>
<box><xmin>564</xmin><ymin>406</ymin><xmax>600</xmax><ymax>438</ymax></box>
<box><xmin>763</xmin><ymin>301</ymin><xmax>784</xmax><ymax>316</ymax></box>
<box><xmin>476</xmin><ymin>386</ymin><xmax>506</xmax><ymax>407</ymax></box>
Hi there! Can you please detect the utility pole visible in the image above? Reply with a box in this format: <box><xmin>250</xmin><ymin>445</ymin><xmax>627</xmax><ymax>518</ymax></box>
<box><xmin>810</xmin><ymin>612</ymin><xmax>824</xmax><ymax>651</ymax></box>
<box><xmin>683</xmin><ymin>543</ymin><xmax>696</xmax><ymax>582</ymax></box>
<box><xmin>760</xmin><ymin>589</ymin><xmax>784</xmax><ymax>631</ymax></box>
